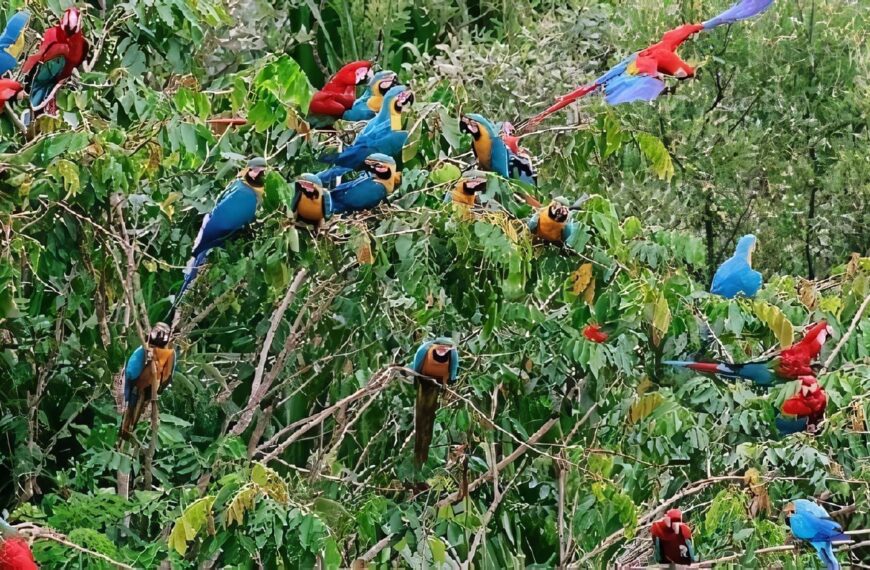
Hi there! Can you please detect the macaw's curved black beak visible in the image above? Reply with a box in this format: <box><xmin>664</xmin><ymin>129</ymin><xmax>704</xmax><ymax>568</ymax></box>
<box><xmin>395</xmin><ymin>90</ymin><xmax>415</xmax><ymax>111</ymax></box>
<box><xmin>459</xmin><ymin>116</ymin><xmax>479</xmax><ymax>137</ymax></box>
<box><xmin>464</xmin><ymin>178</ymin><xmax>486</xmax><ymax>193</ymax></box>
<box><xmin>549</xmin><ymin>204</ymin><xmax>569</xmax><ymax>223</ymax></box>
<box><xmin>296</xmin><ymin>180</ymin><xmax>319</xmax><ymax>198</ymax></box>
<box><xmin>379</xmin><ymin>75</ymin><xmax>399</xmax><ymax>94</ymax></box>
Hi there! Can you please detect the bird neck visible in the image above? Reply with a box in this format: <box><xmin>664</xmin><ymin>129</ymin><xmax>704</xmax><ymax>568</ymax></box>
<box><xmin>389</xmin><ymin>106</ymin><xmax>403</xmax><ymax>131</ymax></box>
<box><xmin>367</xmin><ymin>93</ymin><xmax>382</xmax><ymax>113</ymax></box>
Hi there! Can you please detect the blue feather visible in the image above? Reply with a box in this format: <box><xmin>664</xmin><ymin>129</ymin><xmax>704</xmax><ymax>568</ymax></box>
<box><xmin>527</xmin><ymin>213</ymin><xmax>540</xmax><ymax>233</ymax></box>
<box><xmin>124</xmin><ymin>347</ymin><xmax>146</xmax><ymax>405</ymax></box>
<box><xmin>330</xmin><ymin>175</ymin><xmax>388</xmax><ymax>214</ymax></box>
<box><xmin>703</xmin><ymin>0</ymin><xmax>774</xmax><ymax>29</ymax></box>
<box><xmin>412</xmin><ymin>341</ymin><xmax>434</xmax><ymax>373</ymax></box>
<box><xmin>448</xmin><ymin>348</ymin><xmax>459</xmax><ymax>384</ymax></box>
<box><xmin>604</xmin><ymin>74</ymin><xmax>667</xmax><ymax>105</ymax></box>
<box><xmin>789</xmin><ymin>500</ymin><xmax>849</xmax><ymax>570</ymax></box>
<box><xmin>711</xmin><ymin>234</ymin><xmax>762</xmax><ymax>298</ymax></box>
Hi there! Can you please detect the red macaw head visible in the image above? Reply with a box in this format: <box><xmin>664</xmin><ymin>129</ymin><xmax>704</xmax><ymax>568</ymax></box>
<box><xmin>666</xmin><ymin>508</ymin><xmax>683</xmax><ymax>533</ymax></box>
<box><xmin>335</xmin><ymin>61</ymin><xmax>373</xmax><ymax>87</ymax></box>
<box><xmin>799</xmin><ymin>321</ymin><xmax>833</xmax><ymax>352</ymax></box>
<box><xmin>61</xmin><ymin>7</ymin><xmax>83</xmax><ymax>35</ymax></box>
<box><xmin>798</xmin><ymin>376</ymin><xmax>819</xmax><ymax>396</ymax></box>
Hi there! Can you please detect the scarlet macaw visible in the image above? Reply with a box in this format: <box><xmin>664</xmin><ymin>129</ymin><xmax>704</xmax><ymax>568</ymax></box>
<box><xmin>528</xmin><ymin>198</ymin><xmax>576</xmax><ymax>244</ymax></box>
<box><xmin>22</xmin><ymin>7</ymin><xmax>88</xmax><ymax>112</ymax></box>
<box><xmin>291</xmin><ymin>173</ymin><xmax>333</xmax><ymax>229</ymax></box>
<box><xmin>316</xmin><ymin>85</ymin><xmax>414</xmax><ymax>185</ymax></box>
<box><xmin>784</xmin><ymin>500</ymin><xmax>849</xmax><ymax>570</ymax></box>
<box><xmin>524</xmin><ymin>0</ymin><xmax>774</xmax><ymax>128</ymax></box>
<box><xmin>775</xmin><ymin>376</ymin><xmax>827</xmax><ymax>435</ymax></box>
<box><xmin>307</xmin><ymin>60</ymin><xmax>372</xmax><ymax>128</ymax></box>
<box><xmin>330</xmin><ymin>154</ymin><xmax>401</xmax><ymax>214</ymax></box>
<box><xmin>411</xmin><ymin>338</ymin><xmax>459</xmax><ymax>467</ymax></box>
<box><xmin>0</xmin><ymin>11</ymin><xmax>30</xmax><ymax>75</ymax></box>
<box><xmin>118</xmin><ymin>323</ymin><xmax>176</xmax><ymax>443</ymax></box>
<box><xmin>172</xmin><ymin>157</ymin><xmax>267</xmax><ymax>309</ymax></box>
<box><xmin>444</xmin><ymin>171</ymin><xmax>487</xmax><ymax>207</ymax></box>
<box><xmin>711</xmin><ymin>234</ymin><xmax>763</xmax><ymax>298</ymax></box>
<box><xmin>664</xmin><ymin>321</ymin><xmax>833</xmax><ymax>387</ymax></box>
<box><xmin>650</xmin><ymin>509</ymin><xmax>695</xmax><ymax>565</ymax></box>
<box><xmin>343</xmin><ymin>70</ymin><xmax>399</xmax><ymax>122</ymax></box>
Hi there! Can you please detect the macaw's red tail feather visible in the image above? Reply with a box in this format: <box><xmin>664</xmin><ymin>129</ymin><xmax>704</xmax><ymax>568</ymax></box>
<box><xmin>663</xmin><ymin>360</ymin><xmax>724</xmax><ymax>375</ymax></box>
<box><xmin>414</xmin><ymin>381</ymin><xmax>440</xmax><ymax>468</ymax></box>
<box><xmin>521</xmin><ymin>84</ymin><xmax>598</xmax><ymax>132</ymax></box>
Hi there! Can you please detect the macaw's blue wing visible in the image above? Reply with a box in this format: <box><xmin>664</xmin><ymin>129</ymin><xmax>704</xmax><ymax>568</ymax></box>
<box><xmin>29</xmin><ymin>57</ymin><xmax>67</xmax><ymax>107</ymax></box>
<box><xmin>343</xmin><ymin>96</ymin><xmax>375</xmax><ymax>121</ymax></box>
<box><xmin>192</xmin><ymin>181</ymin><xmax>259</xmax><ymax>256</ymax></box>
<box><xmin>594</xmin><ymin>54</ymin><xmax>636</xmax><ymax>86</ymax></box>
<box><xmin>603</xmin><ymin>73</ymin><xmax>666</xmax><ymax>105</ymax></box>
<box><xmin>775</xmin><ymin>414</ymin><xmax>808</xmax><ymax>435</ymax></box>
<box><xmin>316</xmin><ymin>167</ymin><xmax>352</xmax><ymax>187</ymax></box>
<box><xmin>331</xmin><ymin>176</ymin><xmax>388</xmax><ymax>214</ymax></box>
<box><xmin>527</xmin><ymin>213</ymin><xmax>540</xmax><ymax>232</ymax></box>
<box><xmin>124</xmin><ymin>346</ymin><xmax>146</xmax><ymax>405</ymax></box>
<box><xmin>448</xmin><ymin>349</ymin><xmax>459</xmax><ymax>383</ymax></box>
<box><xmin>562</xmin><ymin>222</ymin><xmax>576</xmax><ymax>243</ymax></box>
<box><xmin>0</xmin><ymin>11</ymin><xmax>29</xmax><ymax>75</ymax></box>
<box><xmin>711</xmin><ymin>258</ymin><xmax>762</xmax><ymax>298</ymax></box>
<box><xmin>791</xmin><ymin>507</ymin><xmax>849</xmax><ymax>543</ymax></box>
<box><xmin>322</xmin><ymin>190</ymin><xmax>334</xmax><ymax>220</ymax></box>
<box><xmin>412</xmin><ymin>341</ymin><xmax>434</xmax><ymax>373</ymax></box>
<box><xmin>703</xmin><ymin>0</ymin><xmax>774</xmax><ymax>29</ymax></box>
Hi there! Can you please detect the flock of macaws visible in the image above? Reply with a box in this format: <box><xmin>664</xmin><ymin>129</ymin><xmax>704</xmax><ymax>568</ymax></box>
<box><xmin>0</xmin><ymin>1</ymin><xmax>857</xmax><ymax>568</ymax></box>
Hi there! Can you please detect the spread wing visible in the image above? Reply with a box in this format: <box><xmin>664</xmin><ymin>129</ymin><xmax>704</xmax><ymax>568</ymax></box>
<box><xmin>703</xmin><ymin>0</ymin><xmax>774</xmax><ymax>30</ymax></box>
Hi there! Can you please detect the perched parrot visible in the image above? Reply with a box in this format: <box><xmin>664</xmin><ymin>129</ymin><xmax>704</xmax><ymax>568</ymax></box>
<box><xmin>0</xmin><ymin>79</ymin><xmax>24</xmax><ymax>111</ymax></box>
<box><xmin>291</xmin><ymin>173</ymin><xmax>333</xmax><ymax>228</ymax></box>
<box><xmin>0</xmin><ymin>11</ymin><xmax>30</xmax><ymax>75</ymax></box>
<box><xmin>711</xmin><ymin>234</ymin><xmax>763</xmax><ymax>298</ymax></box>
<box><xmin>330</xmin><ymin>153</ymin><xmax>401</xmax><ymax>214</ymax></box>
<box><xmin>523</xmin><ymin>0</ymin><xmax>774</xmax><ymax>128</ymax></box>
<box><xmin>411</xmin><ymin>338</ymin><xmax>459</xmax><ymax>467</ymax></box>
<box><xmin>460</xmin><ymin>114</ymin><xmax>510</xmax><ymax>177</ymax></box>
<box><xmin>664</xmin><ymin>321</ymin><xmax>833</xmax><ymax>387</ymax></box>
<box><xmin>650</xmin><ymin>509</ymin><xmax>695</xmax><ymax>565</ymax></box>
<box><xmin>444</xmin><ymin>171</ymin><xmax>487</xmax><ymax>207</ymax></box>
<box><xmin>307</xmin><ymin>60</ymin><xmax>372</xmax><ymax>128</ymax></box>
<box><xmin>172</xmin><ymin>157</ymin><xmax>266</xmax><ymax>310</ymax></box>
<box><xmin>22</xmin><ymin>7</ymin><xmax>88</xmax><ymax>112</ymax></box>
<box><xmin>784</xmin><ymin>500</ymin><xmax>850</xmax><ymax>570</ymax></box>
<box><xmin>118</xmin><ymin>323</ymin><xmax>176</xmax><ymax>443</ymax></box>
<box><xmin>343</xmin><ymin>70</ymin><xmax>399</xmax><ymax>122</ymax></box>
<box><xmin>528</xmin><ymin>198</ymin><xmax>576</xmax><ymax>244</ymax></box>
<box><xmin>500</xmin><ymin>122</ymin><xmax>537</xmax><ymax>185</ymax></box>
<box><xmin>316</xmin><ymin>85</ymin><xmax>415</xmax><ymax>185</ymax></box>
<box><xmin>775</xmin><ymin>376</ymin><xmax>827</xmax><ymax>435</ymax></box>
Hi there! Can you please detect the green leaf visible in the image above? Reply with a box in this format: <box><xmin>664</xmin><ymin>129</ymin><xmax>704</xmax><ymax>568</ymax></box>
<box><xmin>635</xmin><ymin>132</ymin><xmax>674</xmax><ymax>181</ymax></box>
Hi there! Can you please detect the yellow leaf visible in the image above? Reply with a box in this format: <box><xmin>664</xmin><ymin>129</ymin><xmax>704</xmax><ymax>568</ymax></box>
<box><xmin>650</xmin><ymin>293</ymin><xmax>671</xmax><ymax>345</ymax></box>
<box><xmin>752</xmin><ymin>301</ymin><xmax>794</xmax><ymax>348</ymax></box>
<box><xmin>571</xmin><ymin>263</ymin><xmax>593</xmax><ymax>296</ymax></box>
<box><xmin>583</xmin><ymin>278</ymin><xmax>596</xmax><ymax>306</ymax></box>
<box><xmin>629</xmin><ymin>392</ymin><xmax>663</xmax><ymax>425</ymax></box>
<box><xmin>797</xmin><ymin>279</ymin><xmax>817</xmax><ymax>310</ymax></box>
<box><xmin>356</xmin><ymin>241</ymin><xmax>373</xmax><ymax>265</ymax></box>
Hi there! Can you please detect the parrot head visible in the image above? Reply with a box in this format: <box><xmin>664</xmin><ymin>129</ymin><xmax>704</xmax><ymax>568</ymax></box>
<box><xmin>335</xmin><ymin>61</ymin><xmax>373</xmax><ymax>86</ymax></box>
<box><xmin>430</xmin><ymin>338</ymin><xmax>455</xmax><ymax>362</ymax></box>
<box><xmin>460</xmin><ymin>114</ymin><xmax>496</xmax><ymax>140</ymax></box>
<box><xmin>243</xmin><ymin>157</ymin><xmax>267</xmax><ymax>187</ymax></box>
<box><xmin>782</xmin><ymin>501</ymin><xmax>796</xmax><ymax>524</ymax></box>
<box><xmin>386</xmin><ymin>86</ymin><xmax>414</xmax><ymax>114</ymax></box>
<box><xmin>371</xmin><ymin>71</ymin><xmax>399</xmax><ymax>96</ymax></box>
<box><xmin>295</xmin><ymin>174</ymin><xmax>324</xmax><ymax>200</ymax></box>
<box><xmin>148</xmin><ymin>322</ymin><xmax>171</xmax><ymax>348</ymax></box>
<box><xmin>798</xmin><ymin>321</ymin><xmax>833</xmax><ymax>352</ymax></box>
<box><xmin>799</xmin><ymin>376</ymin><xmax>819</xmax><ymax>396</ymax></box>
<box><xmin>665</xmin><ymin>508</ymin><xmax>683</xmax><ymax>533</ymax></box>
<box><xmin>363</xmin><ymin>153</ymin><xmax>398</xmax><ymax>180</ymax></box>
<box><xmin>548</xmin><ymin>198</ymin><xmax>570</xmax><ymax>223</ymax></box>
<box><xmin>461</xmin><ymin>170</ymin><xmax>487</xmax><ymax>195</ymax></box>
<box><xmin>735</xmin><ymin>234</ymin><xmax>757</xmax><ymax>263</ymax></box>
<box><xmin>61</xmin><ymin>7</ymin><xmax>83</xmax><ymax>35</ymax></box>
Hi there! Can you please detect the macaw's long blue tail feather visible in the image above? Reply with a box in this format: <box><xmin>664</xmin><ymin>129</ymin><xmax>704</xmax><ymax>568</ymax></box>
<box><xmin>316</xmin><ymin>166</ymin><xmax>352</xmax><ymax>188</ymax></box>
<box><xmin>814</xmin><ymin>541</ymin><xmax>842</xmax><ymax>570</ymax></box>
<box><xmin>168</xmin><ymin>250</ymin><xmax>209</xmax><ymax>318</ymax></box>
<box><xmin>702</xmin><ymin>0</ymin><xmax>774</xmax><ymax>29</ymax></box>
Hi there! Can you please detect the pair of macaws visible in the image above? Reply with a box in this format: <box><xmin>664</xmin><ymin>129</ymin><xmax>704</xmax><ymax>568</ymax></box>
<box><xmin>665</xmin><ymin>320</ymin><xmax>833</xmax><ymax>388</ymax></box>
<box><xmin>0</xmin><ymin>8</ymin><xmax>88</xmax><ymax>116</ymax></box>
<box><xmin>651</xmin><ymin>509</ymin><xmax>695</xmax><ymax>565</ymax></box>
<box><xmin>292</xmin><ymin>153</ymin><xmax>401</xmax><ymax>227</ymax></box>
<box><xmin>528</xmin><ymin>198</ymin><xmax>577</xmax><ymax>245</ymax></box>
<box><xmin>775</xmin><ymin>375</ymin><xmax>827</xmax><ymax>435</ymax></box>
<box><xmin>410</xmin><ymin>338</ymin><xmax>459</xmax><ymax>467</ymax></box>
<box><xmin>711</xmin><ymin>234</ymin><xmax>763</xmax><ymax>298</ymax></box>
<box><xmin>306</xmin><ymin>61</ymin><xmax>401</xmax><ymax>127</ymax></box>
<box><xmin>523</xmin><ymin>0</ymin><xmax>774</xmax><ymax>129</ymax></box>
<box><xmin>785</xmin><ymin>500</ymin><xmax>850</xmax><ymax>570</ymax></box>
<box><xmin>459</xmin><ymin>114</ymin><xmax>537</xmax><ymax>185</ymax></box>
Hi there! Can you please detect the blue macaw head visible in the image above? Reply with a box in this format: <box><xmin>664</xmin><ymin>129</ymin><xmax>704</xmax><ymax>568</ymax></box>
<box><xmin>383</xmin><ymin>85</ymin><xmax>415</xmax><ymax>115</ymax></box>
<box><xmin>296</xmin><ymin>173</ymin><xmax>325</xmax><ymax>200</ymax></box>
<box><xmin>460</xmin><ymin>113</ymin><xmax>497</xmax><ymax>140</ymax></box>
<box><xmin>363</xmin><ymin>153</ymin><xmax>399</xmax><ymax>183</ymax></box>
<box><xmin>370</xmin><ymin>71</ymin><xmax>399</xmax><ymax>96</ymax></box>
<box><xmin>735</xmin><ymin>234</ymin><xmax>757</xmax><ymax>260</ymax></box>
<box><xmin>548</xmin><ymin>197</ymin><xmax>571</xmax><ymax>222</ymax></box>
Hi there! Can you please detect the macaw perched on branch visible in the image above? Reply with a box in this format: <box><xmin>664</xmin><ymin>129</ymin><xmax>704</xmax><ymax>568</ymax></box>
<box><xmin>118</xmin><ymin>323</ymin><xmax>176</xmax><ymax>443</ymax></box>
<box><xmin>664</xmin><ymin>321</ymin><xmax>833</xmax><ymax>387</ymax></box>
<box><xmin>445</xmin><ymin>171</ymin><xmax>487</xmax><ymax>207</ymax></box>
<box><xmin>330</xmin><ymin>154</ymin><xmax>401</xmax><ymax>214</ymax></box>
<box><xmin>316</xmin><ymin>85</ymin><xmax>415</xmax><ymax>185</ymax></box>
<box><xmin>651</xmin><ymin>509</ymin><xmax>695</xmax><ymax>565</ymax></box>
<box><xmin>343</xmin><ymin>70</ymin><xmax>399</xmax><ymax>122</ymax></box>
<box><xmin>500</xmin><ymin>122</ymin><xmax>537</xmax><ymax>185</ymax></box>
<box><xmin>528</xmin><ymin>198</ymin><xmax>576</xmax><ymax>244</ymax></box>
<box><xmin>784</xmin><ymin>500</ymin><xmax>850</xmax><ymax>570</ymax></box>
<box><xmin>775</xmin><ymin>376</ymin><xmax>827</xmax><ymax>435</ymax></box>
<box><xmin>411</xmin><ymin>338</ymin><xmax>459</xmax><ymax>467</ymax></box>
<box><xmin>171</xmin><ymin>158</ymin><xmax>267</xmax><ymax>311</ymax></box>
<box><xmin>460</xmin><ymin>114</ymin><xmax>509</xmax><ymax>177</ymax></box>
<box><xmin>307</xmin><ymin>60</ymin><xmax>372</xmax><ymax>128</ymax></box>
<box><xmin>291</xmin><ymin>174</ymin><xmax>333</xmax><ymax>229</ymax></box>
<box><xmin>711</xmin><ymin>234</ymin><xmax>763</xmax><ymax>298</ymax></box>
<box><xmin>0</xmin><ymin>79</ymin><xmax>24</xmax><ymax>111</ymax></box>
<box><xmin>22</xmin><ymin>7</ymin><xmax>88</xmax><ymax>112</ymax></box>
<box><xmin>0</xmin><ymin>11</ymin><xmax>30</xmax><ymax>75</ymax></box>
<box><xmin>523</xmin><ymin>0</ymin><xmax>774</xmax><ymax>129</ymax></box>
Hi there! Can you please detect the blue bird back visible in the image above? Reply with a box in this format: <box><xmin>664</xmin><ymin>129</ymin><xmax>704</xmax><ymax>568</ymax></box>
<box><xmin>330</xmin><ymin>175</ymin><xmax>388</xmax><ymax>214</ymax></box>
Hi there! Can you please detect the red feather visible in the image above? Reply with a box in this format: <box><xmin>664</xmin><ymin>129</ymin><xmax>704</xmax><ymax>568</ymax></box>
<box><xmin>0</xmin><ymin>538</ymin><xmax>37</xmax><ymax>570</ymax></box>
<box><xmin>0</xmin><ymin>80</ymin><xmax>24</xmax><ymax>111</ymax></box>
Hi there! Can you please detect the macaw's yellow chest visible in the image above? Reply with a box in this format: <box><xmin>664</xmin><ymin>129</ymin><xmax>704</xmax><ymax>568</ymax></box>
<box><xmin>536</xmin><ymin>212</ymin><xmax>565</xmax><ymax>243</ymax></box>
<box><xmin>421</xmin><ymin>353</ymin><xmax>451</xmax><ymax>383</ymax></box>
<box><xmin>297</xmin><ymin>196</ymin><xmax>324</xmax><ymax>222</ymax></box>
<box><xmin>473</xmin><ymin>131</ymin><xmax>493</xmax><ymax>170</ymax></box>
<box><xmin>137</xmin><ymin>347</ymin><xmax>175</xmax><ymax>389</ymax></box>
<box><xmin>367</xmin><ymin>95</ymin><xmax>383</xmax><ymax>113</ymax></box>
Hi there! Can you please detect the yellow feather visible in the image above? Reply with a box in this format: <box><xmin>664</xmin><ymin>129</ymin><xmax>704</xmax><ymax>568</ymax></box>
<box><xmin>7</xmin><ymin>32</ymin><xmax>25</xmax><ymax>59</ymax></box>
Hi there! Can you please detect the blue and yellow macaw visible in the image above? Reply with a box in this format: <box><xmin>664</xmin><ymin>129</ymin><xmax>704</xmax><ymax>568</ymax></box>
<box><xmin>711</xmin><ymin>234</ymin><xmax>762</xmax><ymax>298</ymax></box>
<box><xmin>444</xmin><ymin>170</ymin><xmax>487</xmax><ymax>207</ymax></box>
<box><xmin>330</xmin><ymin>154</ymin><xmax>401</xmax><ymax>214</ymax></box>
<box><xmin>317</xmin><ymin>85</ymin><xmax>414</xmax><ymax>185</ymax></box>
<box><xmin>291</xmin><ymin>173</ymin><xmax>333</xmax><ymax>229</ymax></box>
<box><xmin>460</xmin><ymin>113</ymin><xmax>510</xmax><ymax>178</ymax></box>
<box><xmin>528</xmin><ymin>198</ymin><xmax>576</xmax><ymax>244</ymax></box>
<box><xmin>524</xmin><ymin>0</ymin><xmax>774</xmax><ymax>127</ymax></box>
<box><xmin>0</xmin><ymin>11</ymin><xmax>29</xmax><ymax>76</ymax></box>
<box><xmin>411</xmin><ymin>337</ymin><xmax>459</xmax><ymax>467</ymax></box>
<box><xmin>785</xmin><ymin>500</ymin><xmax>850</xmax><ymax>570</ymax></box>
<box><xmin>172</xmin><ymin>157</ymin><xmax>266</xmax><ymax>311</ymax></box>
<box><xmin>118</xmin><ymin>323</ymin><xmax>177</xmax><ymax>443</ymax></box>
<box><xmin>342</xmin><ymin>70</ymin><xmax>399</xmax><ymax>122</ymax></box>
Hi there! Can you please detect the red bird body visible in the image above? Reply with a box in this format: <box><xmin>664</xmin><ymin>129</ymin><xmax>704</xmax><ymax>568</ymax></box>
<box><xmin>307</xmin><ymin>60</ymin><xmax>372</xmax><ymax>126</ymax></box>
<box><xmin>651</xmin><ymin>510</ymin><xmax>695</xmax><ymax>565</ymax></box>
<box><xmin>0</xmin><ymin>537</ymin><xmax>37</xmax><ymax>570</ymax></box>
<box><xmin>22</xmin><ymin>8</ymin><xmax>88</xmax><ymax>111</ymax></box>
<box><xmin>633</xmin><ymin>24</ymin><xmax>704</xmax><ymax>79</ymax></box>
<box><xmin>782</xmin><ymin>376</ymin><xmax>827</xmax><ymax>427</ymax></box>
<box><xmin>583</xmin><ymin>324</ymin><xmax>609</xmax><ymax>343</ymax></box>
<box><xmin>0</xmin><ymin>79</ymin><xmax>24</xmax><ymax>111</ymax></box>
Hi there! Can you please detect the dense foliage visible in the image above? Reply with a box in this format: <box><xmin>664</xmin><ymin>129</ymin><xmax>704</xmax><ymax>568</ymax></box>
<box><xmin>1</xmin><ymin>0</ymin><xmax>868</xmax><ymax>568</ymax></box>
